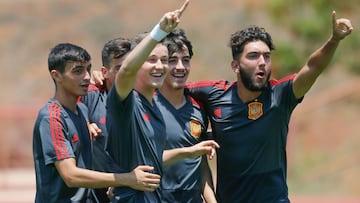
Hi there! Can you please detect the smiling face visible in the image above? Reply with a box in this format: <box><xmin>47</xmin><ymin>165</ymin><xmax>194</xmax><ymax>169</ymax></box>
<box><xmin>163</xmin><ymin>45</ymin><xmax>190</xmax><ymax>90</ymax></box>
<box><xmin>234</xmin><ymin>40</ymin><xmax>272</xmax><ymax>91</ymax></box>
<box><xmin>136</xmin><ymin>44</ymin><xmax>169</xmax><ymax>92</ymax></box>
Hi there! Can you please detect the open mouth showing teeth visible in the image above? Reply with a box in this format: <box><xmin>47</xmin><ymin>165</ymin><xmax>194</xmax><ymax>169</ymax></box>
<box><xmin>173</xmin><ymin>73</ymin><xmax>185</xmax><ymax>78</ymax></box>
<box><xmin>151</xmin><ymin>73</ymin><xmax>163</xmax><ymax>77</ymax></box>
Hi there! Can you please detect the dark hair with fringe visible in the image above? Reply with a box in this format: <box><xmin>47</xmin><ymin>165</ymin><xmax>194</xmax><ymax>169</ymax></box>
<box><xmin>163</xmin><ymin>28</ymin><xmax>193</xmax><ymax>58</ymax></box>
<box><xmin>101</xmin><ymin>37</ymin><xmax>131</xmax><ymax>69</ymax></box>
<box><xmin>48</xmin><ymin>43</ymin><xmax>91</xmax><ymax>73</ymax></box>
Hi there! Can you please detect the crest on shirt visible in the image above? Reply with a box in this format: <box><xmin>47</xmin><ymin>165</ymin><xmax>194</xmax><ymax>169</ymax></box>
<box><xmin>189</xmin><ymin>119</ymin><xmax>202</xmax><ymax>138</ymax></box>
<box><xmin>248</xmin><ymin>101</ymin><xmax>263</xmax><ymax>120</ymax></box>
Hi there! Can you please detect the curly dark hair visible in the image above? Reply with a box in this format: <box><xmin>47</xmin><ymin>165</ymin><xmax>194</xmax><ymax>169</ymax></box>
<box><xmin>229</xmin><ymin>25</ymin><xmax>275</xmax><ymax>60</ymax></box>
<box><xmin>163</xmin><ymin>28</ymin><xmax>193</xmax><ymax>58</ymax></box>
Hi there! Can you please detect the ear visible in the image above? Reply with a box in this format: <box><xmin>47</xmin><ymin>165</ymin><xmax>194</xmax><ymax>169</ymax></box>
<box><xmin>50</xmin><ymin>70</ymin><xmax>62</xmax><ymax>83</ymax></box>
<box><xmin>100</xmin><ymin>66</ymin><xmax>110</xmax><ymax>82</ymax></box>
<box><xmin>231</xmin><ymin>60</ymin><xmax>240</xmax><ymax>73</ymax></box>
<box><xmin>101</xmin><ymin>66</ymin><xmax>107</xmax><ymax>78</ymax></box>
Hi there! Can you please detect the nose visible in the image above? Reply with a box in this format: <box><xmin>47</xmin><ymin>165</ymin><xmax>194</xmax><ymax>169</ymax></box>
<box><xmin>176</xmin><ymin>60</ymin><xmax>185</xmax><ymax>69</ymax></box>
<box><xmin>175</xmin><ymin>60</ymin><xmax>185</xmax><ymax>70</ymax></box>
<box><xmin>84</xmin><ymin>70</ymin><xmax>91</xmax><ymax>81</ymax></box>
<box><xmin>155</xmin><ymin>59</ymin><xmax>166</xmax><ymax>70</ymax></box>
<box><xmin>258</xmin><ymin>54</ymin><xmax>266</xmax><ymax>66</ymax></box>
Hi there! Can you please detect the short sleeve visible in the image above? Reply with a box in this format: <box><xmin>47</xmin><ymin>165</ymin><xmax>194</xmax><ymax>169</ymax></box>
<box><xmin>38</xmin><ymin>115</ymin><xmax>75</xmax><ymax>165</ymax></box>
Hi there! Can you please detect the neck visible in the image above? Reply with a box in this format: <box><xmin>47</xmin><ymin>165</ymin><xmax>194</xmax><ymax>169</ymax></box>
<box><xmin>236</xmin><ymin>81</ymin><xmax>262</xmax><ymax>103</ymax></box>
<box><xmin>134</xmin><ymin>86</ymin><xmax>156</xmax><ymax>104</ymax></box>
<box><xmin>54</xmin><ymin>91</ymin><xmax>78</xmax><ymax>112</ymax></box>
<box><xmin>105</xmin><ymin>79</ymin><xmax>112</xmax><ymax>92</ymax></box>
<box><xmin>159</xmin><ymin>86</ymin><xmax>185</xmax><ymax>109</ymax></box>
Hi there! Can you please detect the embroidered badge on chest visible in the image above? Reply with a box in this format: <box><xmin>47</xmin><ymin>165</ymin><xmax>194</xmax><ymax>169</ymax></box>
<box><xmin>189</xmin><ymin>119</ymin><xmax>202</xmax><ymax>138</ymax></box>
<box><xmin>248</xmin><ymin>100</ymin><xmax>263</xmax><ymax>120</ymax></box>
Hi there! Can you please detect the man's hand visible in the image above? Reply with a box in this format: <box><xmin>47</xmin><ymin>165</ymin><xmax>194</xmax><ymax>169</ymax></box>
<box><xmin>87</xmin><ymin>122</ymin><xmax>102</xmax><ymax>140</ymax></box>
<box><xmin>332</xmin><ymin>11</ymin><xmax>353</xmax><ymax>41</ymax></box>
<box><xmin>109</xmin><ymin>166</ymin><xmax>160</xmax><ymax>198</ymax></box>
<box><xmin>106</xmin><ymin>187</ymin><xmax>114</xmax><ymax>200</ymax></box>
<box><xmin>127</xmin><ymin>166</ymin><xmax>161</xmax><ymax>192</ymax></box>
<box><xmin>159</xmin><ymin>0</ymin><xmax>189</xmax><ymax>33</ymax></box>
<box><xmin>90</xmin><ymin>70</ymin><xmax>104</xmax><ymax>87</ymax></box>
<box><xmin>187</xmin><ymin>140</ymin><xmax>220</xmax><ymax>160</ymax></box>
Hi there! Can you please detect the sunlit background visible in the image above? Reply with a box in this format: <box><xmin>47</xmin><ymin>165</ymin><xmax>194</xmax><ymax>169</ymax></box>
<box><xmin>0</xmin><ymin>0</ymin><xmax>359</xmax><ymax>202</ymax></box>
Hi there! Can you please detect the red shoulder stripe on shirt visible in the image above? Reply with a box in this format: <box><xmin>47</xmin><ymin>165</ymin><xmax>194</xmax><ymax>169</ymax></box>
<box><xmin>269</xmin><ymin>73</ymin><xmax>297</xmax><ymax>87</ymax></box>
<box><xmin>49</xmin><ymin>103</ymin><xmax>68</xmax><ymax>160</ymax></box>
<box><xmin>186</xmin><ymin>80</ymin><xmax>230</xmax><ymax>90</ymax></box>
<box><xmin>189</xmin><ymin>96</ymin><xmax>201</xmax><ymax>108</ymax></box>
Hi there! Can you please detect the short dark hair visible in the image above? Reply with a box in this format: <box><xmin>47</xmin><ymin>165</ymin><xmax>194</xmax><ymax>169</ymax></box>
<box><xmin>102</xmin><ymin>37</ymin><xmax>132</xmax><ymax>69</ymax></box>
<box><xmin>163</xmin><ymin>28</ymin><xmax>193</xmax><ymax>58</ymax></box>
<box><xmin>131</xmin><ymin>32</ymin><xmax>149</xmax><ymax>49</ymax></box>
<box><xmin>229</xmin><ymin>25</ymin><xmax>275</xmax><ymax>60</ymax></box>
<box><xmin>48</xmin><ymin>43</ymin><xmax>91</xmax><ymax>73</ymax></box>
<box><xmin>131</xmin><ymin>30</ymin><xmax>170</xmax><ymax>50</ymax></box>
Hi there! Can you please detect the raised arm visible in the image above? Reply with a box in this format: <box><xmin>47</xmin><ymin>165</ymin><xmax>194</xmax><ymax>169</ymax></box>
<box><xmin>115</xmin><ymin>0</ymin><xmax>189</xmax><ymax>99</ymax></box>
<box><xmin>293</xmin><ymin>11</ymin><xmax>353</xmax><ymax>99</ymax></box>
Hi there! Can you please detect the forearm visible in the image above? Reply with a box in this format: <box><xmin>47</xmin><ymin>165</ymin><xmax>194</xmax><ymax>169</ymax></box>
<box><xmin>60</xmin><ymin>166</ymin><xmax>131</xmax><ymax>188</ymax></box>
<box><xmin>163</xmin><ymin>147</ymin><xmax>189</xmax><ymax>167</ymax></box>
<box><xmin>55</xmin><ymin>159</ymin><xmax>131</xmax><ymax>188</ymax></box>
<box><xmin>163</xmin><ymin>140</ymin><xmax>219</xmax><ymax>167</ymax></box>
<box><xmin>306</xmin><ymin>36</ymin><xmax>340</xmax><ymax>76</ymax></box>
<box><xmin>203</xmin><ymin>184</ymin><xmax>217</xmax><ymax>203</ymax></box>
<box><xmin>201</xmin><ymin>156</ymin><xmax>216</xmax><ymax>202</ymax></box>
<box><xmin>294</xmin><ymin>36</ymin><xmax>341</xmax><ymax>98</ymax></box>
<box><xmin>306</xmin><ymin>10</ymin><xmax>352</xmax><ymax>76</ymax></box>
<box><xmin>122</xmin><ymin>35</ymin><xmax>158</xmax><ymax>74</ymax></box>
<box><xmin>119</xmin><ymin>22</ymin><xmax>170</xmax><ymax>80</ymax></box>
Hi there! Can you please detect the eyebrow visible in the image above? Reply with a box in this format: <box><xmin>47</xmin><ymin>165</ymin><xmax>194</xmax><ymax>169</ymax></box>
<box><xmin>245</xmin><ymin>52</ymin><xmax>270</xmax><ymax>58</ymax></box>
<box><xmin>73</xmin><ymin>63</ymin><xmax>91</xmax><ymax>70</ymax></box>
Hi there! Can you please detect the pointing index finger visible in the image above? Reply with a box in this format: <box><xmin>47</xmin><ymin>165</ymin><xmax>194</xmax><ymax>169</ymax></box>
<box><xmin>332</xmin><ymin>10</ymin><xmax>337</xmax><ymax>27</ymax></box>
<box><xmin>177</xmin><ymin>0</ymin><xmax>190</xmax><ymax>18</ymax></box>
